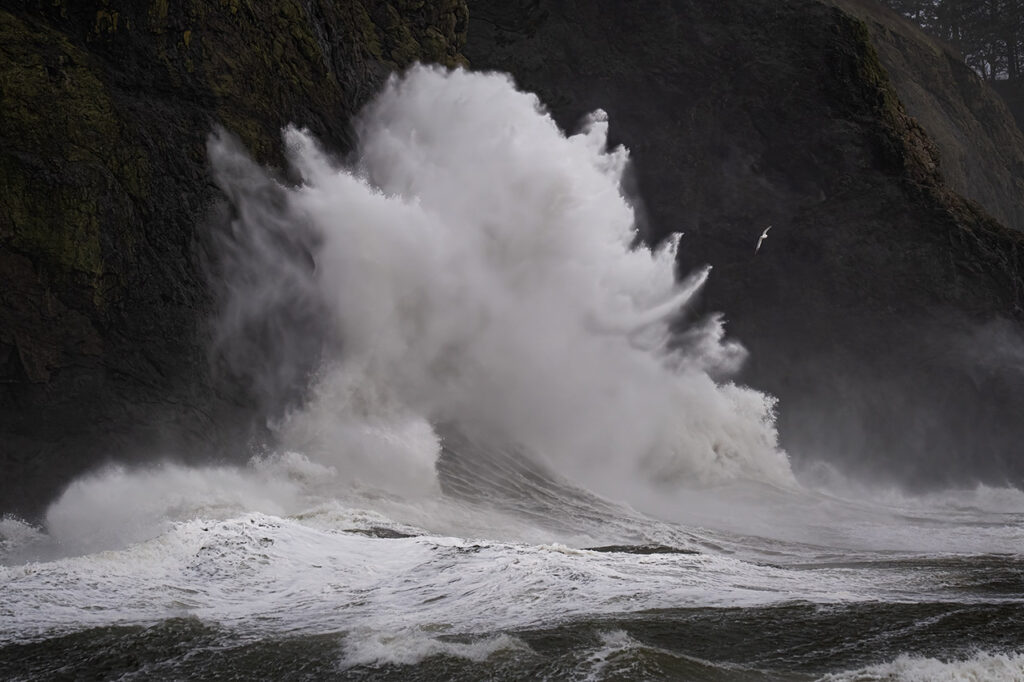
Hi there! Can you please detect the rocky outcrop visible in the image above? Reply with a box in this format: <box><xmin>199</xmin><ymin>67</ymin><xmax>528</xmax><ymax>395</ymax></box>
<box><xmin>0</xmin><ymin>0</ymin><xmax>468</xmax><ymax>519</ymax></box>
<box><xmin>465</xmin><ymin>0</ymin><xmax>1024</xmax><ymax>487</ymax></box>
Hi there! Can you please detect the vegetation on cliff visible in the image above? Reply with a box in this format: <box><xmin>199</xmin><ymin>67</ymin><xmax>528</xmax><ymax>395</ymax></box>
<box><xmin>880</xmin><ymin>0</ymin><xmax>1024</xmax><ymax>81</ymax></box>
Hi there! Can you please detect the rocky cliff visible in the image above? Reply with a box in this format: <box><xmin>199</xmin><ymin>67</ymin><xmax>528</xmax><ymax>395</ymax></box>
<box><xmin>0</xmin><ymin>0</ymin><xmax>468</xmax><ymax>519</ymax></box>
<box><xmin>464</xmin><ymin>0</ymin><xmax>1024</xmax><ymax>487</ymax></box>
<box><xmin>833</xmin><ymin>0</ymin><xmax>1024</xmax><ymax>234</ymax></box>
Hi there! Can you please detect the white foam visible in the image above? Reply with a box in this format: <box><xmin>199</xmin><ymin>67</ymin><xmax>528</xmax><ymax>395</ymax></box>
<box><xmin>579</xmin><ymin>630</ymin><xmax>763</xmax><ymax>681</ymax></box>
<box><xmin>42</xmin><ymin>452</ymin><xmax>336</xmax><ymax>555</ymax></box>
<box><xmin>821</xmin><ymin>651</ymin><xmax>1024</xmax><ymax>681</ymax></box>
<box><xmin>0</xmin><ymin>516</ymin><xmax>45</xmax><ymax>563</ymax></box>
<box><xmin>341</xmin><ymin>630</ymin><xmax>528</xmax><ymax>668</ymax></box>
<box><xmin>1</xmin><ymin>509</ymin><xmax>977</xmax><ymax>646</ymax></box>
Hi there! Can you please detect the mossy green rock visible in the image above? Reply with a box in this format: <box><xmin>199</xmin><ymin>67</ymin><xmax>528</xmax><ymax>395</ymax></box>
<box><xmin>0</xmin><ymin>1</ymin><xmax>467</xmax><ymax>518</ymax></box>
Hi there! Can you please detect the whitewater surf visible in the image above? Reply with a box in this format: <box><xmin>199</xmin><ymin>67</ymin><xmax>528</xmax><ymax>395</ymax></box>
<box><xmin>2</xmin><ymin>66</ymin><xmax>1022</xmax><ymax>681</ymax></box>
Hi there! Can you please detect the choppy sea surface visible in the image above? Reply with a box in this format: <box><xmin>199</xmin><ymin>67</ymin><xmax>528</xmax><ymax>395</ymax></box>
<box><xmin>2</xmin><ymin>443</ymin><xmax>1022</xmax><ymax>681</ymax></box>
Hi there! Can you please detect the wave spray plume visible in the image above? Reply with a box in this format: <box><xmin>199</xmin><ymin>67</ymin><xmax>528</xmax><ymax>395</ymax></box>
<box><xmin>207</xmin><ymin>65</ymin><xmax>794</xmax><ymax>510</ymax></box>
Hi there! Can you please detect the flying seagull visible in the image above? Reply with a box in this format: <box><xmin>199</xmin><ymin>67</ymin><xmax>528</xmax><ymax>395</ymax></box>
<box><xmin>755</xmin><ymin>225</ymin><xmax>772</xmax><ymax>254</ymax></box>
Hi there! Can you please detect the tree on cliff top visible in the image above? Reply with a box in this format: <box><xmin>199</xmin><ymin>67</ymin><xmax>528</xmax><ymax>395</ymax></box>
<box><xmin>881</xmin><ymin>0</ymin><xmax>1024</xmax><ymax>80</ymax></box>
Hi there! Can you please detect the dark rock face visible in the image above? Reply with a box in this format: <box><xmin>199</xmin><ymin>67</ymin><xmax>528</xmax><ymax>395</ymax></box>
<box><xmin>992</xmin><ymin>80</ymin><xmax>1024</xmax><ymax>135</ymax></box>
<box><xmin>834</xmin><ymin>0</ymin><xmax>1024</xmax><ymax>234</ymax></box>
<box><xmin>465</xmin><ymin>0</ymin><xmax>1024</xmax><ymax>487</ymax></box>
<box><xmin>0</xmin><ymin>0</ymin><xmax>468</xmax><ymax>519</ymax></box>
